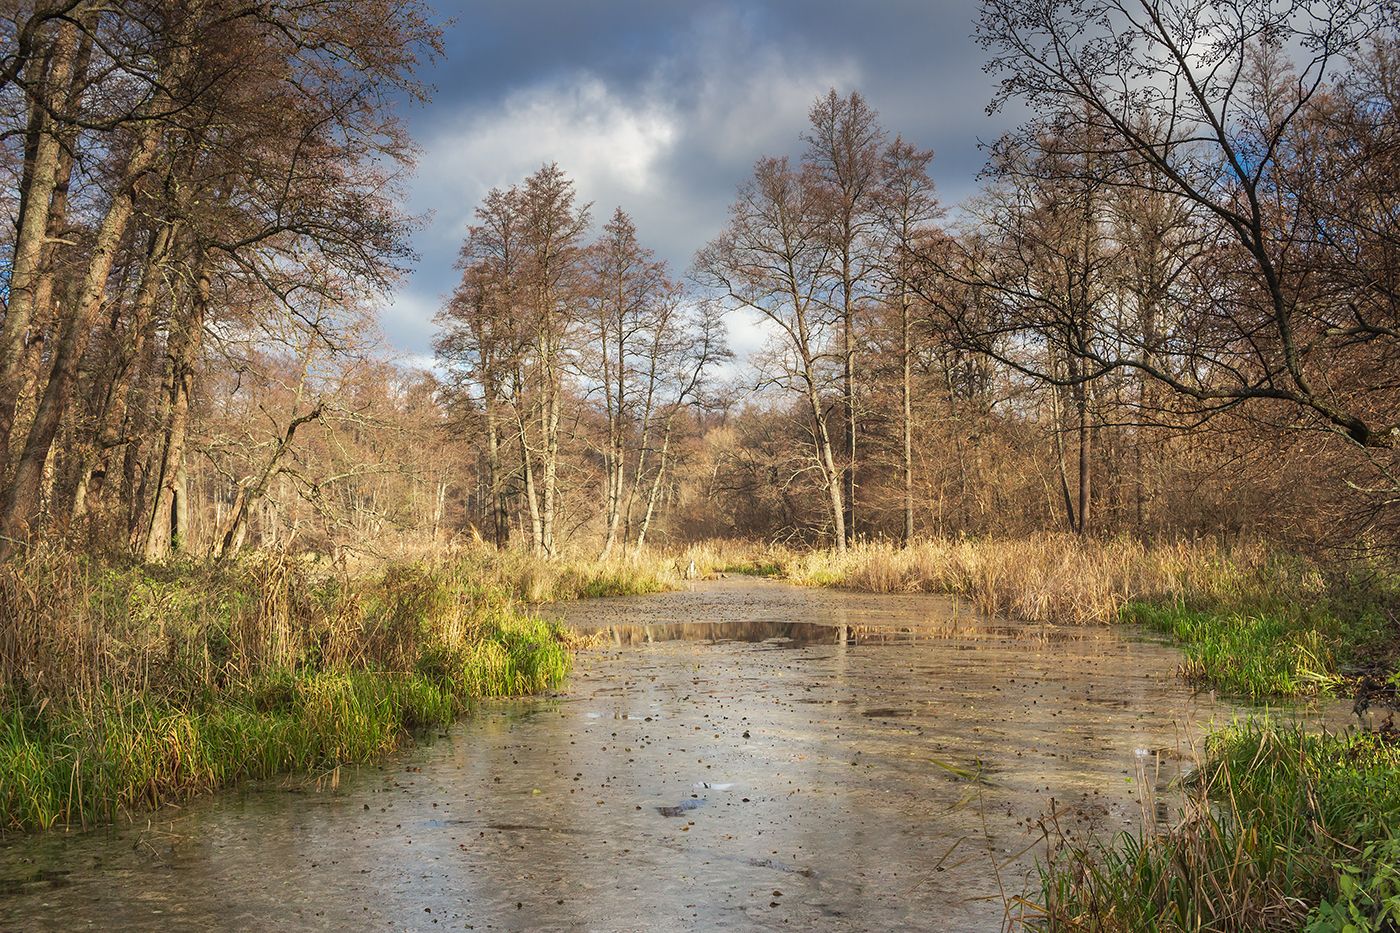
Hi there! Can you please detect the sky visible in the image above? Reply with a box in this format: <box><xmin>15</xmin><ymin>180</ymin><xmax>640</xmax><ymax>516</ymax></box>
<box><xmin>383</xmin><ymin>0</ymin><xmax>1020</xmax><ymax>368</ymax></box>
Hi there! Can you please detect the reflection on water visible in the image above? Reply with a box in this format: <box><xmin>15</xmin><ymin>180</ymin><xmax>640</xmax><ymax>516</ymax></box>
<box><xmin>573</xmin><ymin>618</ymin><xmax>854</xmax><ymax>647</ymax></box>
<box><xmin>0</xmin><ymin>579</ymin><xmax>1293</xmax><ymax>931</ymax></box>
<box><xmin>570</xmin><ymin>618</ymin><xmax>1091</xmax><ymax>648</ymax></box>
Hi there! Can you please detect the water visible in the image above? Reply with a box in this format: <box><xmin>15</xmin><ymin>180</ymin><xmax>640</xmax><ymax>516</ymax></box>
<box><xmin>1</xmin><ymin>579</ymin><xmax>1265</xmax><ymax>931</ymax></box>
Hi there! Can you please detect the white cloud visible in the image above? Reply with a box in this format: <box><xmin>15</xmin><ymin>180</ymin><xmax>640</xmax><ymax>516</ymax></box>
<box><xmin>378</xmin><ymin>289</ymin><xmax>440</xmax><ymax>362</ymax></box>
<box><xmin>412</xmin><ymin>75</ymin><xmax>677</xmax><ymax>252</ymax></box>
<box><xmin>668</xmin><ymin>7</ymin><xmax>861</xmax><ymax>164</ymax></box>
<box><xmin>382</xmin><ymin>8</ymin><xmax>863</xmax><ymax>364</ymax></box>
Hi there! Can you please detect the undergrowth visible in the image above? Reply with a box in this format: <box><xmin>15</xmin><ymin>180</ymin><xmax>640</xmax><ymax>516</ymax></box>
<box><xmin>1023</xmin><ymin>722</ymin><xmax>1400</xmax><ymax>932</ymax></box>
<box><xmin>0</xmin><ymin>547</ymin><xmax>575</xmax><ymax>833</ymax></box>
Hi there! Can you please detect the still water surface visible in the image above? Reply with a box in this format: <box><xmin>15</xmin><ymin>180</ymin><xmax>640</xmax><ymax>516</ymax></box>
<box><xmin>1</xmin><ymin>579</ymin><xmax>1256</xmax><ymax>931</ymax></box>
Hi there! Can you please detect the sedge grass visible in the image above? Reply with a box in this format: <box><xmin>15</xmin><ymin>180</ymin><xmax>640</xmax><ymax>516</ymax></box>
<box><xmin>0</xmin><ymin>548</ymin><xmax>573</xmax><ymax>833</ymax></box>
<box><xmin>1022</xmin><ymin>721</ymin><xmax>1400</xmax><ymax>932</ymax></box>
<box><xmin>1125</xmin><ymin>603</ymin><xmax>1345</xmax><ymax>700</ymax></box>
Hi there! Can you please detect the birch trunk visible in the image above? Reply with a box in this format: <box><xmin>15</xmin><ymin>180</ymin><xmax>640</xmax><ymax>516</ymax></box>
<box><xmin>143</xmin><ymin>259</ymin><xmax>210</xmax><ymax>559</ymax></box>
<box><xmin>516</xmin><ymin>398</ymin><xmax>543</xmax><ymax>553</ymax></box>
<box><xmin>635</xmin><ymin>423</ymin><xmax>673</xmax><ymax>550</ymax></box>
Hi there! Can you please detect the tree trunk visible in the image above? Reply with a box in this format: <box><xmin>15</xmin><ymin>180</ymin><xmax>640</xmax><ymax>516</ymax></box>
<box><xmin>0</xmin><ymin>21</ymin><xmax>80</xmax><ymax>476</ymax></box>
<box><xmin>842</xmin><ymin>264</ymin><xmax>857</xmax><ymax>547</ymax></box>
<box><xmin>69</xmin><ymin>223</ymin><xmax>174</xmax><ymax>521</ymax></box>
<box><xmin>0</xmin><ymin>120</ymin><xmax>164</xmax><ymax>558</ymax></box>
<box><xmin>539</xmin><ymin>346</ymin><xmax>560</xmax><ymax>557</ymax></box>
<box><xmin>900</xmin><ymin>286</ymin><xmax>914</xmax><ymax>546</ymax></box>
<box><xmin>1075</xmin><ymin>384</ymin><xmax>1092</xmax><ymax>536</ymax></box>
<box><xmin>622</xmin><ymin>346</ymin><xmax>663</xmax><ymax>550</ymax></box>
<box><xmin>600</xmin><ymin>407</ymin><xmax>623</xmax><ymax>559</ymax></box>
<box><xmin>806</xmin><ymin>380</ymin><xmax>847</xmax><ymax>551</ymax></box>
<box><xmin>144</xmin><ymin>259</ymin><xmax>210</xmax><ymax>560</ymax></box>
<box><xmin>516</xmin><ymin>399</ymin><xmax>543</xmax><ymax>553</ymax></box>
<box><xmin>484</xmin><ymin>397</ymin><xmax>509</xmax><ymax>546</ymax></box>
<box><xmin>1050</xmin><ymin>375</ymin><xmax>1078</xmax><ymax>532</ymax></box>
<box><xmin>635</xmin><ymin>423</ymin><xmax>674</xmax><ymax>550</ymax></box>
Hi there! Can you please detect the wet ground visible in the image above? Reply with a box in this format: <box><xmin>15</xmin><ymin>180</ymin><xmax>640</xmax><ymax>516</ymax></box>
<box><xmin>0</xmin><ymin>579</ymin><xmax>1283</xmax><ymax>931</ymax></box>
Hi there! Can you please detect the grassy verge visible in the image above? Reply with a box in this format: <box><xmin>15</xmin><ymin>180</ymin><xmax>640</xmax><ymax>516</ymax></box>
<box><xmin>1122</xmin><ymin>573</ymin><xmax>1400</xmax><ymax>702</ymax></box>
<box><xmin>689</xmin><ymin>536</ymin><xmax>1325</xmax><ymax>625</ymax></box>
<box><xmin>1023</xmin><ymin>722</ymin><xmax>1400</xmax><ymax>931</ymax></box>
<box><xmin>0</xmin><ymin>548</ymin><xmax>574</xmax><ymax>833</ymax></box>
<box><xmin>1124</xmin><ymin>603</ymin><xmax>1347</xmax><ymax>701</ymax></box>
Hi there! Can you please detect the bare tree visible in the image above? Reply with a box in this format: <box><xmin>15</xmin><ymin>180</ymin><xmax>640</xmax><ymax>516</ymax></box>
<box><xmin>873</xmin><ymin>137</ymin><xmax>941</xmax><ymax>545</ymax></box>
<box><xmin>804</xmin><ymin>90</ymin><xmax>886</xmax><ymax>544</ymax></box>
<box><xmin>977</xmin><ymin>0</ymin><xmax>1399</xmax><ymax>448</ymax></box>
<box><xmin>697</xmin><ymin>157</ymin><xmax>848</xmax><ymax>549</ymax></box>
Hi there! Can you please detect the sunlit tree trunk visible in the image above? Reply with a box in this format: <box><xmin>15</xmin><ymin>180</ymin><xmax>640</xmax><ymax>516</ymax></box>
<box><xmin>144</xmin><ymin>258</ymin><xmax>210</xmax><ymax>560</ymax></box>
<box><xmin>635</xmin><ymin>424</ymin><xmax>673</xmax><ymax>550</ymax></box>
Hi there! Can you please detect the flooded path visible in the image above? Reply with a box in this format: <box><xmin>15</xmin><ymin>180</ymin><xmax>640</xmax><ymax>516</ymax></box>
<box><xmin>2</xmin><ymin>579</ymin><xmax>1257</xmax><ymax>931</ymax></box>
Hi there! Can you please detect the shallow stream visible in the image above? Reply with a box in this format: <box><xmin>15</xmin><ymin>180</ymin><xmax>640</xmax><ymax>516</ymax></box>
<box><xmin>1</xmin><ymin>579</ymin><xmax>1275</xmax><ymax>930</ymax></box>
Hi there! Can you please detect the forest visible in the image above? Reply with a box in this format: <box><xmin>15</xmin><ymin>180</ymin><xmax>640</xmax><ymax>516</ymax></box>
<box><xmin>0</xmin><ymin>3</ymin><xmax>1393</xmax><ymax>563</ymax></box>
<box><xmin>1</xmin><ymin>1</ymin><xmax>1399</xmax><ymax>931</ymax></box>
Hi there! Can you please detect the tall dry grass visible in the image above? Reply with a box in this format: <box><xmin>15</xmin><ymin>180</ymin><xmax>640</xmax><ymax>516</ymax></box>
<box><xmin>0</xmin><ymin>542</ymin><xmax>686</xmax><ymax>705</ymax></box>
<box><xmin>680</xmin><ymin>535</ymin><xmax>1322</xmax><ymax>626</ymax></box>
<box><xmin>455</xmin><ymin>544</ymin><xmax>682</xmax><ymax>603</ymax></box>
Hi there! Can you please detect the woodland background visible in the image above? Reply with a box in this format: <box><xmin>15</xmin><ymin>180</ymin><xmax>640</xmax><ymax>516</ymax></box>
<box><xmin>0</xmin><ymin>0</ymin><xmax>1396</xmax><ymax>564</ymax></box>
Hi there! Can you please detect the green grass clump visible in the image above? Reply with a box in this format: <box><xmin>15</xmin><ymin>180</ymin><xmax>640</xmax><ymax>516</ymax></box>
<box><xmin>421</xmin><ymin>615</ymin><xmax>572</xmax><ymax>697</ymax></box>
<box><xmin>714</xmin><ymin>558</ymin><xmax>784</xmax><ymax>577</ymax></box>
<box><xmin>1125</xmin><ymin>603</ymin><xmax>1343</xmax><ymax>700</ymax></box>
<box><xmin>1026</xmin><ymin>722</ymin><xmax>1400</xmax><ymax>932</ymax></box>
<box><xmin>571</xmin><ymin>569</ymin><xmax>673</xmax><ymax>599</ymax></box>
<box><xmin>0</xmin><ymin>618</ymin><xmax>570</xmax><ymax>833</ymax></box>
<box><xmin>1124</xmin><ymin>570</ymin><xmax>1400</xmax><ymax>701</ymax></box>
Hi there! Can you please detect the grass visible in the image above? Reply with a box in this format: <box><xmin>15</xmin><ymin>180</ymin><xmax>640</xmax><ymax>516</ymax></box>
<box><xmin>449</xmin><ymin>545</ymin><xmax>680</xmax><ymax>602</ymax></box>
<box><xmin>1125</xmin><ymin>603</ymin><xmax>1346</xmax><ymax>701</ymax></box>
<box><xmin>1120</xmin><ymin>569</ymin><xmax>1400</xmax><ymax>702</ymax></box>
<box><xmin>0</xmin><ymin>546</ymin><xmax>576</xmax><ymax>833</ymax></box>
<box><xmin>0</xmin><ymin>539</ymin><xmax>680</xmax><ymax>833</ymax></box>
<box><xmin>689</xmin><ymin>536</ymin><xmax>1326</xmax><ymax>625</ymax></box>
<box><xmin>1022</xmin><ymin>722</ymin><xmax>1400</xmax><ymax>932</ymax></box>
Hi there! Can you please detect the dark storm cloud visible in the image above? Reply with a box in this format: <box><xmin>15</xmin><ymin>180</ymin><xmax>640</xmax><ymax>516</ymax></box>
<box><xmin>382</xmin><ymin>0</ymin><xmax>1014</xmax><ymax>363</ymax></box>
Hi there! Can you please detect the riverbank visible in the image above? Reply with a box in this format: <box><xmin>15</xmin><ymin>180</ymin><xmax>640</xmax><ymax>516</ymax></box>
<box><xmin>0</xmin><ymin>545</ymin><xmax>684</xmax><ymax>833</ymax></box>
<box><xmin>8</xmin><ymin>537</ymin><xmax>1398</xmax><ymax>927</ymax></box>
<box><xmin>1024</xmin><ymin>721</ymin><xmax>1400</xmax><ymax>932</ymax></box>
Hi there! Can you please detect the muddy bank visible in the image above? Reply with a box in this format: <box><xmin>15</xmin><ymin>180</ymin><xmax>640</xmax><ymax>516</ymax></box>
<box><xmin>1</xmin><ymin>578</ymin><xmax>1263</xmax><ymax>931</ymax></box>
